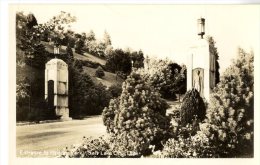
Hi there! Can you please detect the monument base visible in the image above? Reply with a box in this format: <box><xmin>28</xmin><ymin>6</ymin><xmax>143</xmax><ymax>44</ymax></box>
<box><xmin>60</xmin><ymin>116</ymin><xmax>72</xmax><ymax>121</ymax></box>
<box><xmin>55</xmin><ymin>107</ymin><xmax>71</xmax><ymax>121</ymax></box>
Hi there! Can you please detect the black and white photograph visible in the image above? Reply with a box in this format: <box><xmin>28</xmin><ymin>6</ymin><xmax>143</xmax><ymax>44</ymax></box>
<box><xmin>3</xmin><ymin>3</ymin><xmax>260</xmax><ymax>165</ymax></box>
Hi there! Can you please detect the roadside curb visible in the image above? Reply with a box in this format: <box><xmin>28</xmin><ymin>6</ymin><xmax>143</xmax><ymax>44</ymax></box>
<box><xmin>16</xmin><ymin>119</ymin><xmax>63</xmax><ymax>126</ymax></box>
<box><xmin>16</xmin><ymin>115</ymin><xmax>102</xmax><ymax>126</ymax></box>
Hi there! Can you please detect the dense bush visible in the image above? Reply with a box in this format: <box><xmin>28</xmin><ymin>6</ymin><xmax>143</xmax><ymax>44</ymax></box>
<box><xmin>95</xmin><ymin>66</ymin><xmax>105</xmax><ymax>78</ymax></box>
<box><xmin>108</xmin><ymin>84</ymin><xmax>122</xmax><ymax>98</ymax></box>
<box><xmin>180</xmin><ymin>89</ymin><xmax>206</xmax><ymax>126</ymax></box>
<box><xmin>102</xmin><ymin>71</ymin><xmax>171</xmax><ymax>156</ymax></box>
<box><xmin>73</xmin><ymin>59</ymin><xmax>101</xmax><ymax>69</ymax></box>
<box><xmin>24</xmin><ymin>44</ymin><xmax>48</xmax><ymax>69</ymax></box>
<box><xmin>75</xmin><ymin>37</ymin><xmax>85</xmax><ymax>55</ymax></box>
<box><xmin>69</xmin><ymin>66</ymin><xmax>111</xmax><ymax>117</ymax></box>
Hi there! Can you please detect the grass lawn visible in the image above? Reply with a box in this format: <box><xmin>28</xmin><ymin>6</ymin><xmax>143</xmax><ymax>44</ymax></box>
<box><xmin>82</xmin><ymin>66</ymin><xmax>123</xmax><ymax>87</ymax></box>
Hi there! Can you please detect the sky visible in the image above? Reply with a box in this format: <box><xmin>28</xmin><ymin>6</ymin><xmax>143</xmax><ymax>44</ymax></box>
<box><xmin>14</xmin><ymin>4</ymin><xmax>260</xmax><ymax>73</ymax></box>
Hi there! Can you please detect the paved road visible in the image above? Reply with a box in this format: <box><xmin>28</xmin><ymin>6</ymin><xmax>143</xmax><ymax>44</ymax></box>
<box><xmin>16</xmin><ymin>116</ymin><xmax>106</xmax><ymax>158</ymax></box>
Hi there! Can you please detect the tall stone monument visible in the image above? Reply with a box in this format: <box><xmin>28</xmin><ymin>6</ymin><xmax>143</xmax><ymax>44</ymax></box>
<box><xmin>187</xmin><ymin>18</ymin><xmax>216</xmax><ymax>100</ymax></box>
<box><xmin>45</xmin><ymin>58</ymin><xmax>71</xmax><ymax>121</ymax></box>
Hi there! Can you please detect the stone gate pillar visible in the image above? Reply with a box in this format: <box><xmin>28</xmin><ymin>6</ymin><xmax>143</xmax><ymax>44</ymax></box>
<box><xmin>187</xmin><ymin>18</ymin><xmax>216</xmax><ymax>101</ymax></box>
<box><xmin>45</xmin><ymin>58</ymin><xmax>71</xmax><ymax>121</ymax></box>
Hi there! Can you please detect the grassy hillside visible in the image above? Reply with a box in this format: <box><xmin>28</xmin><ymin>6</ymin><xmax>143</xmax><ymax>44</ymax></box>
<box><xmin>43</xmin><ymin>42</ymin><xmax>106</xmax><ymax>66</ymax></box>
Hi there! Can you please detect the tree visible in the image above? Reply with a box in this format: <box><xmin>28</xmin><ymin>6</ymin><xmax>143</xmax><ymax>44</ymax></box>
<box><xmin>131</xmin><ymin>50</ymin><xmax>144</xmax><ymax>69</ymax></box>
<box><xmin>105</xmin><ymin>49</ymin><xmax>132</xmax><ymax>75</ymax></box>
<box><xmin>26</xmin><ymin>13</ymin><xmax>38</xmax><ymax>29</ymax></box>
<box><xmin>104</xmin><ymin>45</ymin><xmax>114</xmax><ymax>57</ymax></box>
<box><xmin>169</xmin><ymin>63</ymin><xmax>187</xmax><ymax>101</ymax></box>
<box><xmin>66</xmin><ymin>43</ymin><xmax>74</xmax><ymax>62</ymax></box>
<box><xmin>103</xmin><ymin>30</ymin><xmax>112</xmax><ymax>47</ymax></box>
<box><xmin>205</xmin><ymin>48</ymin><xmax>254</xmax><ymax>157</ymax></box>
<box><xmin>74</xmin><ymin>33</ymin><xmax>85</xmax><ymax>54</ymax></box>
<box><xmin>207</xmin><ymin>36</ymin><xmax>220</xmax><ymax>85</ymax></box>
<box><xmin>16</xmin><ymin>12</ymin><xmax>48</xmax><ymax>69</ymax></box>
<box><xmin>61</xmin><ymin>30</ymin><xmax>76</xmax><ymax>47</ymax></box>
<box><xmin>86</xmin><ymin>30</ymin><xmax>96</xmax><ymax>41</ymax></box>
<box><xmin>95</xmin><ymin>40</ymin><xmax>106</xmax><ymax>57</ymax></box>
<box><xmin>84</xmin><ymin>30</ymin><xmax>97</xmax><ymax>54</ymax></box>
<box><xmin>41</xmin><ymin>11</ymin><xmax>76</xmax><ymax>46</ymax></box>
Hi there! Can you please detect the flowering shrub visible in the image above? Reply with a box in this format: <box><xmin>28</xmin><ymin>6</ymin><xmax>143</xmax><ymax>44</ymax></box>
<box><xmin>102</xmin><ymin>71</ymin><xmax>171</xmax><ymax>156</ymax></box>
<box><xmin>160</xmin><ymin>130</ymin><xmax>218</xmax><ymax>158</ymax></box>
<box><xmin>107</xmin><ymin>133</ymin><xmax>144</xmax><ymax>157</ymax></box>
<box><xmin>59</xmin><ymin>135</ymin><xmax>144</xmax><ymax>158</ymax></box>
<box><xmin>60</xmin><ymin>136</ymin><xmax>110</xmax><ymax>158</ymax></box>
